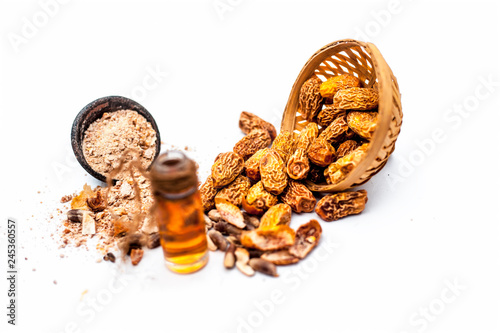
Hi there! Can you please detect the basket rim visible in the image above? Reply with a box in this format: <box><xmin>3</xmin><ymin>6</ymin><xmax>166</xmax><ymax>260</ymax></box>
<box><xmin>281</xmin><ymin>39</ymin><xmax>397</xmax><ymax>192</ymax></box>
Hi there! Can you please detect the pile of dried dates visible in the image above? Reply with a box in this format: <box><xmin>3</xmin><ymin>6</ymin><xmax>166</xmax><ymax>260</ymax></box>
<box><xmin>200</xmin><ymin>73</ymin><xmax>379</xmax><ymax>277</ymax></box>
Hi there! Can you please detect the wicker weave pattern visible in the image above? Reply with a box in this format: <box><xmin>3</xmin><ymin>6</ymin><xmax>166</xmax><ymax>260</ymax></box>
<box><xmin>281</xmin><ymin>39</ymin><xmax>403</xmax><ymax>192</ymax></box>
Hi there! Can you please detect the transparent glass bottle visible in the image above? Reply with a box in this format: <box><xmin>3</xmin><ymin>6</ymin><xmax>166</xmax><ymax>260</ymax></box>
<box><xmin>150</xmin><ymin>151</ymin><xmax>208</xmax><ymax>274</ymax></box>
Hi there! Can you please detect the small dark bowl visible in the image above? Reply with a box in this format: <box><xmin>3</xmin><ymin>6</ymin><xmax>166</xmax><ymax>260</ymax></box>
<box><xmin>71</xmin><ymin>96</ymin><xmax>161</xmax><ymax>183</ymax></box>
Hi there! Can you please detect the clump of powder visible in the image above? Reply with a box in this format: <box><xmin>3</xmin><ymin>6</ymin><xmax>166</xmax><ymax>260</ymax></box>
<box><xmin>59</xmin><ymin>171</ymin><xmax>157</xmax><ymax>254</ymax></box>
<box><xmin>82</xmin><ymin>110</ymin><xmax>157</xmax><ymax>179</ymax></box>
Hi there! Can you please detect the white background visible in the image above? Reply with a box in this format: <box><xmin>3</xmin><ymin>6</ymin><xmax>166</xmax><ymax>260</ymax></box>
<box><xmin>1</xmin><ymin>0</ymin><xmax>500</xmax><ymax>332</ymax></box>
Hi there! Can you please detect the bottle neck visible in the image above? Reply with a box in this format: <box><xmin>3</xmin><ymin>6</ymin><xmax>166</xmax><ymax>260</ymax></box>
<box><xmin>154</xmin><ymin>184</ymin><xmax>198</xmax><ymax>200</ymax></box>
<box><xmin>150</xmin><ymin>150</ymin><xmax>198</xmax><ymax>200</ymax></box>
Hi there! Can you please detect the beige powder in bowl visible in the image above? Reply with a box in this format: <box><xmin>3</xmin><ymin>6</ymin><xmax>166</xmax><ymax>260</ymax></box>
<box><xmin>82</xmin><ymin>110</ymin><xmax>157</xmax><ymax>180</ymax></box>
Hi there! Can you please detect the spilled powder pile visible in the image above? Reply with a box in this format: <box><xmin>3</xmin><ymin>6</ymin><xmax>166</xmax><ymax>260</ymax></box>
<box><xmin>59</xmin><ymin>172</ymin><xmax>157</xmax><ymax>257</ymax></box>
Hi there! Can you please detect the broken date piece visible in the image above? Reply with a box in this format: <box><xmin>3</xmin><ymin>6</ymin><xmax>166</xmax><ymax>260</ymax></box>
<box><xmin>70</xmin><ymin>184</ymin><xmax>95</xmax><ymax>210</ymax></box>
<box><xmin>130</xmin><ymin>248</ymin><xmax>144</xmax><ymax>266</ymax></box>
<box><xmin>81</xmin><ymin>212</ymin><xmax>96</xmax><ymax>235</ymax></box>
<box><xmin>215</xmin><ymin>199</ymin><xmax>246</xmax><ymax>229</ymax></box>
<box><xmin>259</xmin><ymin>203</ymin><xmax>292</xmax><ymax>230</ymax></box>
<box><xmin>289</xmin><ymin>219</ymin><xmax>322</xmax><ymax>259</ymax></box>
<box><xmin>261</xmin><ymin>250</ymin><xmax>299</xmax><ymax>265</ymax></box>
<box><xmin>240</xmin><ymin>225</ymin><xmax>295</xmax><ymax>251</ymax></box>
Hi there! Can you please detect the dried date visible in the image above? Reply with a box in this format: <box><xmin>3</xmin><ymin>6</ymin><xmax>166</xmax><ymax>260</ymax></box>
<box><xmin>286</xmin><ymin>148</ymin><xmax>310</xmax><ymax>180</ymax></box>
<box><xmin>315</xmin><ymin>190</ymin><xmax>368</xmax><ymax>222</ymax></box>
<box><xmin>318</xmin><ymin>113</ymin><xmax>348</xmax><ymax>144</ymax></box>
<box><xmin>233</xmin><ymin>129</ymin><xmax>271</xmax><ymax>160</ymax></box>
<box><xmin>211</xmin><ymin>152</ymin><xmax>244</xmax><ymax>188</ymax></box>
<box><xmin>271</xmin><ymin>130</ymin><xmax>294</xmax><ymax>163</ymax></box>
<box><xmin>260</xmin><ymin>149</ymin><xmax>288</xmax><ymax>195</ymax></box>
<box><xmin>347</xmin><ymin>111</ymin><xmax>378</xmax><ymax>140</ymax></box>
<box><xmin>244</xmin><ymin>148</ymin><xmax>268</xmax><ymax>182</ymax></box>
<box><xmin>280</xmin><ymin>180</ymin><xmax>316</xmax><ymax>213</ymax></box>
<box><xmin>298</xmin><ymin>76</ymin><xmax>323</xmax><ymax>121</ymax></box>
<box><xmin>324</xmin><ymin>143</ymin><xmax>368</xmax><ymax>185</ymax></box>
<box><xmin>320</xmin><ymin>74</ymin><xmax>361</xmax><ymax>99</ymax></box>
<box><xmin>307</xmin><ymin>164</ymin><xmax>326</xmax><ymax>184</ymax></box>
<box><xmin>200</xmin><ymin>175</ymin><xmax>218</xmax><ymax>211</ymax></box>
<box><xmin>307</xmin><ymin>136</ymin><xmax>336</xmax><ymax>167</ymax></box>
<box><xmin>215</xmin><ymin>175</ymin><xmax>251</xmax><ymax>207</ymax></box>
<box><xmin>336</xmin><ymin>140</ymin><xmax>359</xmax><ymax>159</ymax></box>
<box><xmin>239</xmin><ymin>111</ymin><xmax>277</xmax><ymax>140</ymax></box>
<box><xmin>295</xmin><ymin>123</ymin><xmax>319</xmax><ymax>151</ymax></box>
<box><xmin>317</xmin><ymin>105</ymin><xmax>345</xmax><ymax>128</ymax></box>
<box><xmin>334</xmin><ymin>87</ymin><xmax>378</xmax><ymax>110</ymax></box>
<box><xmin>242</xmin><ymin>181</ymin><xmax>278</xmax><ymax>215</ymax></box>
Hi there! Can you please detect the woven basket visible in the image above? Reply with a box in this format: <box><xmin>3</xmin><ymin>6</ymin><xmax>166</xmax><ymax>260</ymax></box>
<box><xmin>281</xmin><ymin>39</ymin><xmax>402</xmax><ymax>192</ymax></box>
